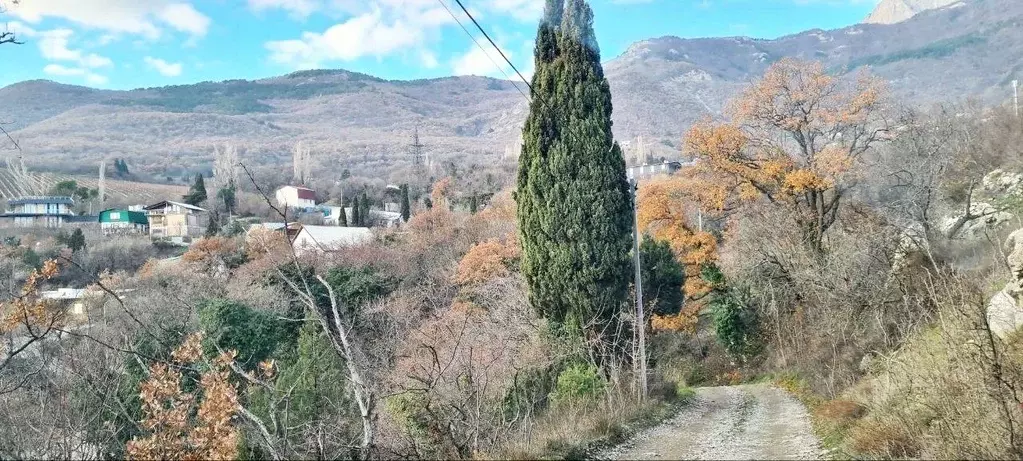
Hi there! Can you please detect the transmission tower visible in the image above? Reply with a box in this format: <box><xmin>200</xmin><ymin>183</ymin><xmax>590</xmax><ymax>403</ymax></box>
<box><xmin>409</xmin><ymin>124</ymin><xmax>425</xmax><ymax>167</ymax></box>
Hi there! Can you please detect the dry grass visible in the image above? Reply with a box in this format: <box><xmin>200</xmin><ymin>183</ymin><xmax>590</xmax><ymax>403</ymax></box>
<box><xmin>490</xmin><ymin>385</ymin><xmax>686</xmax><ymax>460</ymax></box>
<box><xmin>837</xmin><ymin>275</ymin><xmax>1023</xmax><ymax>459</ymax></box>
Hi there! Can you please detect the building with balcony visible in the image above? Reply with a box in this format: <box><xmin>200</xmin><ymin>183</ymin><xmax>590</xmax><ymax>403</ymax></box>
<box><xmin>0</xmin><ymin>196</ymin><xmax>78</xmax><ymax>228</ymax></box>
<box><xmin>144</xmin><ymin>200</ymin><xmax>208</xmax><ymax>241</ymax></box>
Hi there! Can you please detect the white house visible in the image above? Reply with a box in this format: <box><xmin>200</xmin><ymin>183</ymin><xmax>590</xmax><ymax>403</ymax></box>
<box><xmin>275</xmin><ymin>185</ymin><xmax>317</xmax><ymax>210</ymax></box>
<box><xmin>293</xmin><ymin>225</ymin><xmax>373</xmax><ymax>254</ymax></box>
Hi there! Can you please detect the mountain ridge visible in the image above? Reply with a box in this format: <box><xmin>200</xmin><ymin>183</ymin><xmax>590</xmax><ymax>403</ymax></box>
<box><xmin>0</xmin><ymin>0</ymin><xmax>1019</xmax><ymax>180</ymax></box>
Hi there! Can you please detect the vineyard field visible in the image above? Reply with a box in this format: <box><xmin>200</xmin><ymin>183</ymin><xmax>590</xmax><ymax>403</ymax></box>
<box><xmin>0</xmin><ymin>170</ymin><xmax>187</xmax><ymax>205</ymax></box>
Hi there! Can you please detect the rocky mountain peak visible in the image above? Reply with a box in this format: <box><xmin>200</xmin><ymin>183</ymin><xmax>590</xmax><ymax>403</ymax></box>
<box><xmin>864</xmin><ymin>0</ymin><xmax>962</xmax><ymax>24</ymax></box>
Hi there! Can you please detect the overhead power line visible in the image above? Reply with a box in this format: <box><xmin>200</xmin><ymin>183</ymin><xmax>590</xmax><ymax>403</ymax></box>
<box><xmin>450</xmin><ymin>0</ymin><xmax>535</xmax><ymax>94</ymax></box>
<box><xmin>435</xmin><ymin>0</ymin><xmax>529</xmax><ymax>102</ymax></box>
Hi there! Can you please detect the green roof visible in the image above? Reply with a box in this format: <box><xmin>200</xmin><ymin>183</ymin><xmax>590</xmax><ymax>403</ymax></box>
<box><xmin>98</xmin><ymin>209</ymin><xmax>149</xmax><ymax>225</ymax></box>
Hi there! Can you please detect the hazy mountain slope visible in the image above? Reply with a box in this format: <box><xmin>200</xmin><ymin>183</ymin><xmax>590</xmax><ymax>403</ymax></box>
<box><xmin>864</xmin><ymin>0</ymin><xmax>961</xmax><ymax>25</ymax></box>
<box><xmin>0</xmin><ymin>0</ymin><xmax>1019</xmax><ymax>179</ymax></box>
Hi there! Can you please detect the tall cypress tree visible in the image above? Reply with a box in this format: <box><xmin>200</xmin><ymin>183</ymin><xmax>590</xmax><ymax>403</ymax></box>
<box><xmin>350</xmin><ymin>198</ymin><xmax>361</xmax><ymax>228</ymax></box>
<box><xmin>517</xmin><ymin>0</ymin><xmax>632</xmax><ymax>333</ymax></box>
<box><xmin>184</xmin><ymin>173</ymin><xmax>207</xmax><ymax>206</ymax></box>
<box><xmin>359</xmin><ymin>192</ymin><xmax>371</xmax><ymax>228</ymax></box>
<box><xmin>399</xmin><ymin>184</ymin><xmax>411</xmax><ymax>222</ymax></box>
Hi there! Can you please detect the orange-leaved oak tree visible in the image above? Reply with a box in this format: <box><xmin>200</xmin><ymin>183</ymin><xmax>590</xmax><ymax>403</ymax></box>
<box><xmin>685</xmin><ymin>58</ymin><xmax>887</xmax><ymax>254</ymax></box>
<box><xmin>1</xmin><ymin>259</ymin><xmax>63</xmax><ymax>390</ymax></box>
<box><xmin>636</xmin><ymin>178</ymin><xmax>717</xmax><ymax>331</ymax></box>
<box><xmin>126</xmin><ymin>332</ymin><xmax>240</xmax><ymax>460</ymax></box>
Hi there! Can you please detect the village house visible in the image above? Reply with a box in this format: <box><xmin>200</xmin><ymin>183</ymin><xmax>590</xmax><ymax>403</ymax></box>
<box><xmin>98</xmin><ymin>209</ymin><xmax>149</xmax><ymax>235</ymax></box>
<box><xmin>275</xmin><ymin>185</ymin><xmax>317</xmax><ymax>210</ymax></box>
<box><xmin>144</xmin><ymin>200</ymin><xmax>208</xmax><ymax>241</ymax></box>
<box><xmin>626</xmin><ymin>160</ymin><xmax>690</xmax><ymax>182</ymax></box>
<box><xmin>0</xmin><ymin>196</ymin><xmax>86</xmax><ymax>228</ymax></box>
<box><xmin>344</xmin><ymin>207</ymin><xmax>404</xmax><ymax>228</ymax></box>
<box><xmin>293</xmin><ymin>225</ymin><xmax>373</xmax><ymax>254</ymax></box>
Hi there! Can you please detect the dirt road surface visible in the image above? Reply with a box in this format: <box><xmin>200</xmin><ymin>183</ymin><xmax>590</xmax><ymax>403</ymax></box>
<box><xmin>600</xmin><ymin>384</ymin><xmax>824</xmax><ymax>460</ymax></box>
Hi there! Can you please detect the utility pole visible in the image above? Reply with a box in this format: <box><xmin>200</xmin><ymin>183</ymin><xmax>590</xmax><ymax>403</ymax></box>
<box><xmin>630</xmin><ymin>178</ymin><xmax>647</xmax><ymax>401</ymax></box>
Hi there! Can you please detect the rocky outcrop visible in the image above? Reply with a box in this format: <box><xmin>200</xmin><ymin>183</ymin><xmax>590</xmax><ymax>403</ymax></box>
<box><xmin>987</xmin><ymin>229</ymin><xmax>1023</xmax><ymax>340</ymax></box>
<box><xmin>864</xmin><ymin>0</ymin><xmax>961</xmax><ymax>25</ymax></box>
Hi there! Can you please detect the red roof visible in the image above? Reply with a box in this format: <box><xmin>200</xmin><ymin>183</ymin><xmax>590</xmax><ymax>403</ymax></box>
<box><xmin>296</xmin><ymin>187</ymin><xmax>316</xmax><ymax>200</ymax></box>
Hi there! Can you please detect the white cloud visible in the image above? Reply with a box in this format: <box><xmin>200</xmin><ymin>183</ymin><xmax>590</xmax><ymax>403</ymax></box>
<box><xmin>43</xmin><ymin>64</ymin><xmax>85</xmax><ymax>76</ymax></box>
<box><xmin>39</xmin><ymin>29</ymin><xmax>112</xmax><ymax>68</ymax></box>
<box><xmin>7</xmin><ymin>0</ymin><xmax>210</xmax><ymax>38</ymax></box>
<box><xmin>263</xmin><ymin>0</ymin><xmax>543</xmax><ymax>70</ymax></box>
<box><xmin>420</xmin><ymin>50</ymin><xmax>439</xmax><ymax>69</ymax></box>
<box><xmin>248</xmin><ymin>0</ymin><xmax>321</xmax><ymax>17</ymax></box>
<box><xmin>266</xmin><ymin>5</ymin><xmax>453</xmax><ymax>68</ymax></box>
<box><xmin>158</xmin><ymin>3</ymin><xmax>211</xmax><ymax>37</ymax></box>
<box><xmin>487</xmin><ymin>0</ymin><xmax>543</xmax><ymax>21</ymax></box>
<box><xmin>144</xmin><ymin>56</ymin><xmax>183</xmax><ymax>77</ymax></box>
<box><xmin>4</xmin><ymin>21</ymin><xmax>38</xmax><ymax>38</ymax></box>
<box><xmin>452</xmin><ymin>42</ymin><xmax>511</xmax><ymax>77</ymax></box>
<box><xmin>43</xmin><ymin>63</ymin><xmax>108</xmax><ymax>85</ymax></box>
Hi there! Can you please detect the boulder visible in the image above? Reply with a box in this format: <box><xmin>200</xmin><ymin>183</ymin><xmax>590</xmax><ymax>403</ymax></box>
<box><xmin>940</xmin><ymin>201</ymin><xmax>1014</xmax><ymax>238</ymax></box>
<box><xmin>983</xmin><ymin>169</ymin><xmax>1023</xmax><ymax>195</ymax></box>
<box><xmin>987</xmin><ymin>290</ymin><xmax>1023</xmax><ymax>341</ymax></box>
<box><xmin>1006</xmin><ymin>228</ymin><xmax>1023</xmax><ymax>279</ymax></box>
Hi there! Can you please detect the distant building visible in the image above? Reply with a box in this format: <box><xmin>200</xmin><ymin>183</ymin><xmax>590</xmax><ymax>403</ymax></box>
<box><xmin>99</xmin><ymin>209</ymin><xmax>149</xmax><ymax>235</ymax></box>
<box><xmin>293</xmin><ymin>225</ymin><xmax>373</xmax><ymax>254</ymax></box>
<box><xmin>275</xmin><ymin>185</ymin><xmax>317</xmax><ymax>209</ymax></box>
<box><xmin>344</xmin><ymin>208</ymin><xmax>404</xmax><ymax>228</ymax></box>
<box><xmin>144</xmin><ymin>200</ymin><xmax>208</xmax><ymax>241</ymax></box>
<box><xmin>317</xmin><ymin>205</ymin><xmax>346</xmax><ymax>226</ymax></box>
<box><xmin>626</xmin><ymin>160</ymin><xmax>690</xmax><ymax>182</ymax></box>
<box><xmin>0</xmin><ymin>196</ymin><xmax>79</xmax><ymax>228</ymax></box>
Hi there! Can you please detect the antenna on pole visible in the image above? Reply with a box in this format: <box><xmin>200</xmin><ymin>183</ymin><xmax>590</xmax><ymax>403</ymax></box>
<box><xmin>1013</xmin><ymin>80</ymin><xmax>1019</xmax><ymax>119</ymax></box>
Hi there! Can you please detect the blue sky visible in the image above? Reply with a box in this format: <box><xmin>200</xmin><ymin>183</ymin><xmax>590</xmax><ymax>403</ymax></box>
<box><xmin>0</xmin><ymin>0</ymin><xmax>878</xmax><ymax>90</ymax></box>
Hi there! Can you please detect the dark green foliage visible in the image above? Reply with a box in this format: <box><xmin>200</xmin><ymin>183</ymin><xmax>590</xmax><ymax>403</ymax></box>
<box><xmin>102</xmin><ymin>74</ymin><xmax>377</xmax><ymax>114</ymax></box>
<box><xmin>350</xmin><ymin>197</ymin><xmax>361</xmax><ymax>228</ymax></box>
<box><xmin>550</xmin><ymin>362</ymin><xmax>605</xmax><ymax>403</ymax></box>
<box><xmin>183</xmin><ymin>173</ymin><xmax>207</xmax><ymax>205</ymax></box>
<box><xmin>517</xmin><ymin>0</ymin><xmax>633</xmax><ymax>331</ymax></box>
<box><xmin>20</xmin><ymin>248</ymin><xmax>41</xmax><ymax>269</ymax></box>
<box><xmin>359</xmin><ymin>192</ymin><xmax>371</xmax><ymax>227</ymax></box>
<box><xmin>217</xmin><ymin>179</ymin><xmax>237</xmax><ymax>215</ymax></box>
<box><xmin>205</xmin><ymin>214</ymin><xmax>221</xmax><ymax>237</ymax></box>
<box><xmin>424</xmin><ymin>197</ymin><xmax>433</xmax><ymax>209</ymax></box>
<box><xmin>339</xmin><ymin>201</ymin><xmax>348</xmax><ymax>227</ymax></box>
<box><xmin>67</xmin><ymin>228</ymin><xmax>86</xmax><ymax>253</ymax></box>
<box><xmin>640</xmin><ymin>236</ymin><xmax>684</xmax><ymax>317</ymax></box>
<box><xmin>844</xmin><ymin>33</ymin><xmax>987</xmax><ymax>71</ymax></box>
<box><xmin>198</xmin><ymin>298</ymin><xmax>300</xmax><ymax>369</ymax></box>
<box><xmin>50</xmin><ymin>180</ymin><xmax>78</xmax><ymax>196</ymax></box>
<box><xmin>268</xmin><ymin>264</ymin><xmax>393</xmax><ymax>326</ymax></box>
<box><xmin>113</xmin><ymin>158</ymin><xmax>129</xmax><ymax>176</ymax></box>
<box><xmin>501</xmin><ymin>365</ymin><xmax>560</xmax><ymax>422</ymax></box>
<box><xmin>50</xmin><ymin>180</ymin><xmax>97</xmax><ymax>204</ymax></box>
<box><xmin>399</xmin><ymin>184</ymin><xmax>411</xmax><ymax>222</ymax></box>
<box><xmin>468</xmin><ymin>194</ymin><xmax>479</xmax><ymax>214</ymax></box>
<box><xmin>248</xmin><ymin>321</ymin><xmax>357</xmax><ymax>457</ymax></box>
<box><xmin>707</xmin><ymin>269</ymin><xmax>762</xmax><ymax>363</ymax></box>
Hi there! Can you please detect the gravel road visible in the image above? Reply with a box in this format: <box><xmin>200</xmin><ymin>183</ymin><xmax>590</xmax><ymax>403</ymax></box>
<box><xmin>600</xmin><ymin>384</ymin><xmax>824</xmax><ymax>460</ymax></box>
